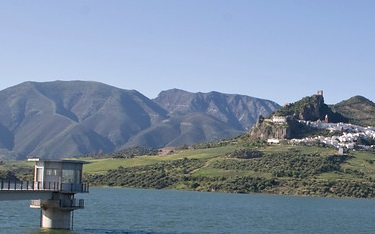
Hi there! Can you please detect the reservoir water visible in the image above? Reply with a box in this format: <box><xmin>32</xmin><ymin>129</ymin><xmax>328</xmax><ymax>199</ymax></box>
<box><xmin>1</xmin><ymin>187</ymin><xmax>375</xmax><ymax>233</ymax></box>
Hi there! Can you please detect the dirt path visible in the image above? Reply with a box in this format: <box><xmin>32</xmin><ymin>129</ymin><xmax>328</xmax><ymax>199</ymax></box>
<box><xmin>189</xmin><ymin>158</ymin><xmax>218</xmax><ymax>174</ymax></box>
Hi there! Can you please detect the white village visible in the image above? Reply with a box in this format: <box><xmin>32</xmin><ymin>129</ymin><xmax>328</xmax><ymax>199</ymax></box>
<box><xmin>266</xmin><ymin>91</ymin><xmax>375</xmax><ymax>152</ymax></box>
<box><xmin>267</xmin><ymin>115</ymin><xmax>375</xmax><ymax>152</ymax></box>
<box><xmin>290</xmin><ymin>120</ymin><xmax>375</xmax><ymax>151</ymax></box>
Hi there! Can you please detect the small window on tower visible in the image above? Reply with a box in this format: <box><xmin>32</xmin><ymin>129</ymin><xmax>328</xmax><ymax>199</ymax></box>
<box><xmin>46</xmin><ymin>168</ymin><xmax>59</xmax><ymax>176</ymax></box>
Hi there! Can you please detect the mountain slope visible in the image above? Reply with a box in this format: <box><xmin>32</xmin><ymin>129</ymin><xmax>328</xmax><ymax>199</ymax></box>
<box><xmin>125</xmin><ymin>112</ymin><xmax>244</xmax><ymax>148</ymax></box>
<box><xmin>0</xmin><ymin>81</ymin><xmax>279</xmax><ymax>159</ymax></box>
<box><xmin>0</xmin><ymin>81</ymin><xmax>167</xmax><ymax>159</ymax></box>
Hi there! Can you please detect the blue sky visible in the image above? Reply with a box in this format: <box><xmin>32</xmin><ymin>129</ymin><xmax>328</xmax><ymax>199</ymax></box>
<box><xmin>1</xmin><ymin>1</ymin><xmax>374</xmax><ymax>105</ymax></box>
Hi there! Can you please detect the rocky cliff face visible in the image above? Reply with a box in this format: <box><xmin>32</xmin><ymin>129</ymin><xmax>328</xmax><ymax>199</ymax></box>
<box><xmin>248</xmin><ymin>116</ymin><xmax>327</xmax><ymax>141</ymax></box>
<box><xmin>296</xmin><ymin>95</ymin><xmax>325</xmax><ymax>120</ymax></box>
<box><xmin>248</xmin><ymin>118</ymin><xmax>291</xmax><ymax>140</ymax></box>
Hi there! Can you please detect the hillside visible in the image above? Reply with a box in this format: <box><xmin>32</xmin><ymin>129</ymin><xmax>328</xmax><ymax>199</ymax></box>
<box><xmin>0</xmin><ymin>81</ymin><xmax>279</xmax><ymax>159</ymax></box>
<box><xmin>331</xmin><ymin>96</ymin><xmax>375</xmax><ymax>127</ymax></box>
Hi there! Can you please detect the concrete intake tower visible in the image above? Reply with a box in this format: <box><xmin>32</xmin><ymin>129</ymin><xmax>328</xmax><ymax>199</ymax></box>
<box><xmin>0</xmin><ymin>158</ymin><xmax>89</xmax><ymax>230</ymax></box>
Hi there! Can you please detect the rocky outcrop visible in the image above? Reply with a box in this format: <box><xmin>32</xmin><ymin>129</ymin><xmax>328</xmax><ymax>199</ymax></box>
<box><xmin>296</xmin><ymin>95</ymin><xmax>325</xmax><ymax>121</ymax></box>
<box><xmin>249</xmin><ymin>92</ymin><xmax>347</xmax><ymax>141</ymax></box>
<box><xmin>274</xmin><ymin>93</ymin><xmax>347</xmax><ymax>123</ymax></box>
<box><xmin>248</xmin><ymin>118</ymin><xmax>291</xmax><ymax>140</ymax></box>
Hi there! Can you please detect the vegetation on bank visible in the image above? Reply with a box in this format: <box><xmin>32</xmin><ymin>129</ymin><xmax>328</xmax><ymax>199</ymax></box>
<box><xmin>82</xmin><ymin>142</ymin><xmax>375</xmax><ymax>199</ymax></box>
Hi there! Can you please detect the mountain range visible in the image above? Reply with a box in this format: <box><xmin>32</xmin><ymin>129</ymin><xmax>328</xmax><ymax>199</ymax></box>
<box><xmin>0</xmin><ymin>81</ymin><xmax>280</xmax><ymax>159</ymax></box>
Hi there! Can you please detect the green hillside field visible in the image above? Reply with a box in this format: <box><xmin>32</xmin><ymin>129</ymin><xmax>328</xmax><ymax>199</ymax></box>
<box><xmin>82</xmin><ymin>141</ymin><xmax>375</xmax><ymax>199</ymax></box>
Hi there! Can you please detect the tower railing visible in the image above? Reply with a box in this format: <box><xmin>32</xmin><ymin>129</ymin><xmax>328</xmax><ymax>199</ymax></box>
<box><xmin>0</xmin><ymin>179</ymin><xmax>89</xmax><ymax>193</ymax></box>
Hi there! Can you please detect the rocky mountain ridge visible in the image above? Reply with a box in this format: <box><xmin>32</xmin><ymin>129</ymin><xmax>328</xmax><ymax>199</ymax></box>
<box><xmin>154</xmin><ymin>89</ymin><xmax>278</xmax><ymax>131</ymax></box>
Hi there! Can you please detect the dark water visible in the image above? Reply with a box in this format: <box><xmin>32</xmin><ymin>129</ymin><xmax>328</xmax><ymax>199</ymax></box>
<box><xmin>1</xmin><ymin>187</ymin><xmax>375</xmax><ymax>233</ymax></box>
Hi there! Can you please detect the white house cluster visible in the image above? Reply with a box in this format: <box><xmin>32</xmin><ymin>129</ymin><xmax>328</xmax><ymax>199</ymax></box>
<box><xmin>290</xmin><ymin>121</ymin><xmax>375</xmax><ymax>150</ymax></box>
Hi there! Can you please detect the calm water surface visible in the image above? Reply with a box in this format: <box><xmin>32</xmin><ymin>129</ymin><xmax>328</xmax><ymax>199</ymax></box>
<box><xmin>0</xmin><ymin>187</ymin><xmax>375</xmax><ymax>233</ymax></box>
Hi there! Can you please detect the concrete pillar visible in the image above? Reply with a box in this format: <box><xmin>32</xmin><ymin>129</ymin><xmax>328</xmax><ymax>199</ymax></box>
<box><xmin>41</xmin><ymin>208</ymin><xmax>72</xmax><ymax>229</ymax></box>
